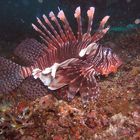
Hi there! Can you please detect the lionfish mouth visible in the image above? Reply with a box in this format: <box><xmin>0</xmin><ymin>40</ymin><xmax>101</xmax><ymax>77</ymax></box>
<box><xmin>29</xmin><ymin>6</ymin><xmax>122</xmax><ymax>102</ymax></box>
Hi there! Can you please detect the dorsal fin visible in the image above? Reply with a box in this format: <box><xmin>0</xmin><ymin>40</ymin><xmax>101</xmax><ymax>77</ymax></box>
<box><xmin>32</xmin><ymin>22</ymin><xmax>57</xmax><ymax>49</ymax></box>
<box><xmin>74</xmin><ymin>6</ymin><xmax>82</xmax><ymax>40</ymax></box>
<box><xmin>32</xmin><ymin>7</ymin><xmax>110</xmax><ymax>49</ymax></box>
<box><xmin>91</xmin><ymin>16</ymin><xmax>110</xmax><ymax>42</ymax></box>
<box><xmin>86</xmin><ymin>7</ymin><xmax>95</xmax><ymax>35</ymax></box>
<box><xmin>57</xmin><ymin>10</ymin><xmax>76</xmax><ymax>42</ymax></box>
<box><xmin>31</xmin><ymin>7</ymin><xmax>110</xmax><ymax>71</ymax></box>
<box><xmin>49</xmin><ymin>11</ymin><xmax>67</xmax><ymax>43</ymax></box>
<box><xmin>43</xmin><ymin>14</ymin><xmax>64</xmax><ymax>46</ymax></box>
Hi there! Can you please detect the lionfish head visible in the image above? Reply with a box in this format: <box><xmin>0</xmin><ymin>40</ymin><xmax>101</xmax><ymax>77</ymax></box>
<box><xmin>99</xmin><ymin>48</ymin><xmax>122</xmax><ymax>76</ymax></box>
<box><xmin>79</xmin><ymin>42</ymin><xmax>122</xmax><ymax>76</ymax></box>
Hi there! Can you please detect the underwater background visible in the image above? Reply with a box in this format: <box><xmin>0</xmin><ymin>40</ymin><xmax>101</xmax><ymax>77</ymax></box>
<box><xmin>0</xmin><ymin>0</ymin><xmax>140</xmax><ymax>140</ymax></box>
<box><xmin>0</xmin><ymin>0</ymin><xmax>140</xmax><ymax>41</ymax></box>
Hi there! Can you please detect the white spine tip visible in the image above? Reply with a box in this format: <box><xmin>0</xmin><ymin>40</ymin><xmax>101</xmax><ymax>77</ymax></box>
<box><xmin>90</xmin><ymin>7</ymin><xmax>95</xmax><ymax>11</ymax></box>
<box><xmin>57</xmin><ymin>10</ymin><xmax>65</xmax><ymax>20</ymax></box>
<box><xmin>32</xmin><ymin>23</ymin><xmax>38</xmax><ymax>31</ymax></box>
<box><xmin>105</xmin><ymin>15</ymin><xmax>110</xmax><ymax>20</ymax></box>
<box><xmin>49</xmin><ymin>11</ymin><xmax>54</xmax><ymax>17</ymax></box>
<box><xmin>102</xmin><ymin>26</ymin><xmax>110</xmax><ymax>33</ymax></box>
<box><xmin>36</xmin><ymin>17</ymin><xmax>41</xmax><ymax>23</ymax></box>
<box><xmin>49</xmin><ymin>11</ymin><xmax>55</xmax><ymax>20</ymax></box>
<box><xmin>43</xmin><ymin>14</ymin><xmax>49</xmax><ymax>23</ymax></box>
<box><xmin>102</xmin><ymin>16</ymin><xmax>110</xmax><ymax>23</ymax></box>
<box><xmin>43</xmin><ymin>14</ymin><xmax>47</xmax><ymax>20</ymax></box>
<box><xmin>74</xmin><ymin>6</ymin><xmax>81</xmax><ymax>18</ymax></box>
<box><xmin>87</xmin><ymin>7</ymin><xmax>95</xmax><ymax>18</ymax></box>
<box><xmin>42</xmin><ymin>14</ymin><xmax>46</xmax><ymax>18</ymax></box>
<box><xmin>76</xmin><ymin>6</ymin><xmax>81</xmax><ymax>13</ymax></box>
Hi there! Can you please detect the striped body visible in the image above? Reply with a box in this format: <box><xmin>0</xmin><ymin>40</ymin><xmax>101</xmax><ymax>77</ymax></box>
<box><xmin>0</xmin><ymin>7</ymin><xmax>122</xmax><ymax>102</ymax></box>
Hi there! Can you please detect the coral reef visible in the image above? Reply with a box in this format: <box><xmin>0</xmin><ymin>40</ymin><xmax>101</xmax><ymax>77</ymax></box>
<box><xmin>0</xmin><ymin>28</ymin><xmax>140</xmax><ymax>140</ymax></box>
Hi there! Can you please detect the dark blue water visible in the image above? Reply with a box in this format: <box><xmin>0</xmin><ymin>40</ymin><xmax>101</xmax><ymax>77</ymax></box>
<box><xmin>0</xmin><ymin>0</ymin><xmax>139</xmax><ymax>42</ymax></box>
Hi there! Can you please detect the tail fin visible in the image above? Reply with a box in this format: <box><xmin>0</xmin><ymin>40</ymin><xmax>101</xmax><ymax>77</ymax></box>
<box><xmin>0</xmin><ymin>57</ymin><xmax>26</xmax><ymax>94</ymax></box>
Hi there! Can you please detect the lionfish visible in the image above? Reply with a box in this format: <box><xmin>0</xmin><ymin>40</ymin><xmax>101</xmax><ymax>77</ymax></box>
<box><xmin>0</xmin><ymin>7</ymin><xmax>122</xmax><ymax>102</ymax></box>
